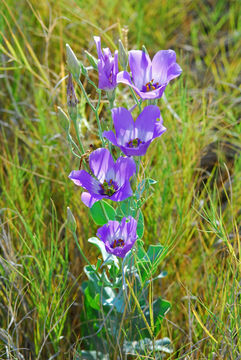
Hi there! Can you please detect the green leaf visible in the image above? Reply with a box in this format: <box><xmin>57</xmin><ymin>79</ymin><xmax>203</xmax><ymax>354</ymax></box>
<box><xmin>149</xmin><ymin>297</ymin><xmax>171</xmax><ymax>319</ymax></box>
<box><xmin>134</xmin><ymin>242</ymin><xmax>167</xmax><ymax>283</ymax></box>
<box><xmin>84</xmin><ymin>285</ymin><xmax>100</xmax><ymax>310</ymax></box>
<box><xmin>153</xmin><ymin>298</ymin><xmax>171</xmax><ymax>334</ymax></box>
<box><xmin>136</xmin><ymin>178</ymin><xmax>157</xmax><ymax>199</ymax></box>
<box><xmin>116</xmin><ymin>199</ymin><xmax>132</xmax><ymax>217</ymax></box>
<box><xmin>143</xmin><ymin>297</ymin><xmax>171</xmax><ymax>335</ymax></box>
<box><xmin>90</xmin><ymin>200</ymin><xmax>116</xmax><ymax>225</ymax></box>
<box><xmin>136</xmin><ymin>210</ymin><xmax>144</xmax><ymax>239</ymax></box>
<box><xmin>146</xmin><ymin>244</ymin><xmax>164</xmax><ymax>263</ymax></box>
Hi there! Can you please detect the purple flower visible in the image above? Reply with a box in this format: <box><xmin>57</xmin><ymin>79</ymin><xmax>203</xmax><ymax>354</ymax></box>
<box><xmin>117</xmin><ymin>50</ymin><xmax>182</xmax><ymax>100</ymax></box>
<box><xmin>103</xmin><ymin>105</ymin><xmax>166</xmax><ymax>156</ymax></box>
<box><xmin>69</xmin><ymin>148</ymin><xmax>136</xmax><ymax>207</ymax></box>
<box><xmin>94</xmin><ymin>36</ymin><xmax>118</xmax><ymax>91</ymax></box>
<box><xmin>97</xmin><ymin>217</ymin><xmax>137</xmax><ymax>258</ymax></box>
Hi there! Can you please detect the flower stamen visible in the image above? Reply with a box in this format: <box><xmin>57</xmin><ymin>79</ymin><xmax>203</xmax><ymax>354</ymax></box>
<box><xmin>112</xmin><ymin>238</ymin><xmax>125</xmax><ymax>248</ymax></box>
<box><xmin>100</xmin><ymin>179</ymin><xmax>117</xmax><ymax>196</ymax></box>
<box><xmin>127</xmin><ymin>138</ymin><xmax>143</xmax><ymax>148</ymax></box>
<box><xmin>145</xmin><ymin>79</ymin><xmax>159</xmax><ymax>92</ymax></box>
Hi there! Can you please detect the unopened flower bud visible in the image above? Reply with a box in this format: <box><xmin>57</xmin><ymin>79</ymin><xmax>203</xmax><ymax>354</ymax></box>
<box><xmin>118</xmin><ymin>39</ymin><xmax>128</xmax><ymax>69</ymax></box>
<box><xmin>57</xmin><ymin>106</ymin><xmax>69</xmax><ymax>125</ymax></box>
<box><xmin>67</xmin><ymin>207</ymin><xmax>77</xmax><ymax>232</ymax></box>
<box><xmin>66</xmin><ymin>44</ymin><xmax>81</xmax><ymax>78</ymax></box>
<box><xmin>85</xmin><ymin>50</ymin><xmax>98</xmax><ymax>71</ymax></box>
<box><xmin>142</xmin><ymin>45</ymin><xmax>148</xmax><ymax>54</ymax></box>
<box><xmin>81</xmin><ymin>63</ymin><xmax>88</xmax><ymax>77</ymax></box>
<box><xmin>67</xmin><ymin>73</ymin><xmax>78</xmax><ymax>107</ymax></box>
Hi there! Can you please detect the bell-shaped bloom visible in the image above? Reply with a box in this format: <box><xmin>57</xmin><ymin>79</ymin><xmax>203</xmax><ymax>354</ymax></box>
<box><xmin>103</xmin><ymin>105</ymin><xmax>166</xmax><ymax>156</ymax></box>
<box><xmin>69</xmin><ymin>148</ymin><xmax>136</xmax><ymax>208</ymax></box>
<box><xmin>117</xmin><ymin>49</ymin><xmax>182</xmax><ymax>100</ymax></box>
<box><xmin>97</xmin><ymin>217</ymin><xmax>137</xmax><ymax>258</ymax></box>
<box><xmin>94</xmin><ymin>36</ymin><xmax>118</xmax><ymax>91</ymax></box>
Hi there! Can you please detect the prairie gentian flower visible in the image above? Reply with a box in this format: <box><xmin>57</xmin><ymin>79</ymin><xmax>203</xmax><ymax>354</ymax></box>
<box><xmin>94</xmin><ymin>36</ymin><xmax>118</xmax><ymax>91</ymax></box>
<box><xmin>69</xmin><ymin>148</ymin><xmax>136</xmax><ymax>207</ymax></box>
<box><xmin>97</xmin><ymin>217</ymin><xmax>137</xmax><ymax>258</ymax></box>
<box><xmin>103</xmin><ymin>105</ymin><xmax>166</xmax><ymax>156</ymax></box>
<box><xmin>117</xmin><ymin>50</ymin><xmax>182</xmax><ymax>100</ymax></box>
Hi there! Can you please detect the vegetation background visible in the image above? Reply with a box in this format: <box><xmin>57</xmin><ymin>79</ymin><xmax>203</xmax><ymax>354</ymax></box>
<box><xmin>0</xmin><ymin>0</ymin><xmax>240</xmax><ymax>359</ymax></box>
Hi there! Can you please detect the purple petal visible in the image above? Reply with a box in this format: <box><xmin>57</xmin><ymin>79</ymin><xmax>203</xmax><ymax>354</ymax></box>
<box><xmin>102</xmin><ymin>130</ymin><xmax>118</xmax><ymax>146</ymax></box>
<box><xmin>129</xmin><ymin>50</ymin><xmax>152</xmax><ymax>89</ymax></box>
<box><xmin>106</xmin><ymin>221</ymin><xmax>120</xmax><ymax>238</ymax></box>
<box><xmin>94</xmin><ymin>36</ymin><xmax>103</xmax><ymax>59</ymax></box>
<box><xmin>114</xmin><ymin>157</ymin><xmax>136</xmax><ymax>187</ymax></box>
<box><xmin>97</xmin><ymin>60</ymin><xmax>113</xmax><ymax>90</ymax></box>
<box><xmin>110</xmin><ymin>181</ymin><xmax>133</xmax><ymax>202</ymax></box>
<box><xmin>121</xmin><ymin>217</ymin><xmax>137</xmax><ymax>243</ymax></box>
<box><xmin>97</xmin><ymin>217</ymin><xmax>137</xmax><ymax>258</ymax></box>
<box><xmin>117</xmin><ymin>71</ymin><xmax>133</xmax><ymax>86</ymax></box>
<box><xmin>153</xmin><ymin>119</ymin><xmax>166</xmax><ymax>138</ymax></box>
<box><xmin>167</xmin><ymin>62</ymin><xmax>182</xmax><ymax>82</ymax></box>
<box><xmin>102</xmin><ymin>47</ymin><xmax>112</xmax><ymax>58</ymax></box>
<box><xmin>81</xmin><ymin>192</ymin><xmax>101</xmax><ymax>208</ymax></box>
<box><xmin>135</xmin><ymin>105</ymin><xmax>160</xmax><ymax>142</ymax></box>
<box><xmin>89</xmin><ymin>148</ymin><xmax>115</xmax><ymax>182</ymax></box>
<box><xmin>116</xmin><ymin>71</ymin><xmax>143</xmax><ymax>95</ymax></box>
<box><xmin>69</xmin><ymin>170</ymin><xmax>100</xmax><ymax>193</ymax></box>
<box><xmin>152</xmin><ymin>50</ymin><xmax>177</xmax><ymax>84</ymax></box>
<box><xmin>118</xmin><ymin>141</ymin><xmax>151</xmax><ymax>156</ymax></box>
<box><xmin>111</xmin><ymin>107</ymin><xmax>135</xmax><ymax>145</ymax></box>
<box><xmin>138</xmin><ymin>84</ymin><xmax>167</xmax><ymax>100</ymax></box>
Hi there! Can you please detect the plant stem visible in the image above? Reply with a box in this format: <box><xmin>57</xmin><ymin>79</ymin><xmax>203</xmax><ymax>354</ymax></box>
<box><xmin>129</xmin><ymin>86</ymin><xmax>142</xmax><ymax>112</ymax></box>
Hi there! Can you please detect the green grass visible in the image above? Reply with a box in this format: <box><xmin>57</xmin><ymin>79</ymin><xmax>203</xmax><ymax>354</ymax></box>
<box><xmin>0</xmin><ymin>0</ymin><xmax>241</xmax><ymax>358</ymax></box>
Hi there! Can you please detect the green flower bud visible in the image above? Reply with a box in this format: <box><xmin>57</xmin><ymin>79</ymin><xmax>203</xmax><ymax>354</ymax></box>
<box><xmin>85</xmin><ymin>50</ymin><xmax>98</xmax><ymax>71</ymax></box>
<box><xmin>118</xmin><ymin>39</ymin><xmax>128</xmax><ymax>70</ymax></box>
<box><xmin>67</xmin><ymin>207</ymin><xmax>77</xmax><ymax>232</ymax></box>
<box><xmin>142</xmin><ymin>44</ymin><xmax>148</xmax><ymax>54</ymax></box>
<box><xmin>66</xmin><ymin>44</ymin><xmax>81</xmax><ymax>78</ymax></box>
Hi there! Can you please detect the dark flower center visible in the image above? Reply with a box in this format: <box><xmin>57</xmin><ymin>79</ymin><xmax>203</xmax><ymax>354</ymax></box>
<box><xmin>144</xmin><ymin>79</ymin><xmax>159</xmax><ymax>92</ymax></box>
<box><xmin>100</xmin><ymin>179</ymin><xmax>117</xmax><ymax>196</ymax></box>
<box><xmin>126</xmin><ymin>138</ymin><xmax>143</xmax><ymax>148</ymax></box>
<box><xmin>111</xmin><ymin>238</ymin><xmax>125</xmax><ymax>248</ymax></box>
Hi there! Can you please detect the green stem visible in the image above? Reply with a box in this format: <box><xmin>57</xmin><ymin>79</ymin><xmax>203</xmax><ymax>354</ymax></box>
<box><xmin>75</xmin><ymin>77</ymin><xmax>96</xmax><ymax>112</ymax></box>
<box><xmin>94</xmin><ymin>90</ymin><xmax>105</xmax><ymax>147</ymax></box>
<box><xmin>76</xmin><ymin>77</ymin><xmax>105</xmax><ymax>147</ymax></box>
<box><xmin>100</xmin><ymin>201</ymin><xmax>109</xmax><ymax>222</ymax></box>
<box><xmin>107</xmin><ymin>89</ymin><xmax>116</xmax><ymax>110</ymax></box>
<box><xmin>68</xmin><ymin>107</ymin><xmax>88</xmax><ymax>170</ymax></box>
<box><xmin>73</xmin><ymin>231</ymin><xmax>101</xmax><ymax>280</ymax></box>
<box><xmin>129</xmin><ymin>86</ymin><xmax>142</xmax><ymax>112</ymax></box>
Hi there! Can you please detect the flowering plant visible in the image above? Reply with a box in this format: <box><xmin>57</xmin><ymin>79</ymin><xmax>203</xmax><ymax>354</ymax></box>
<box><xmin>69</xmin><ymin>147</ymin><xmax>136</xmax><ymax>207</ymax></box>
<box><xmin>103</xmin><ymin>105</ymin><xmax>166</xmax><ymax>156</ymax></box>
<box><xmin>117</xmin><ymin>49</ymin><xmax>182</xmax><ymax>99</ymax></box>
<box><xmin>94</xmin><ymin>36</ymin><xmax>118</xmax><ymax>90</ymax></box>
<box><xmin>62</xmin><ymin>35</ymin><xmax>182</xmax><ymax>358</ymax></box>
